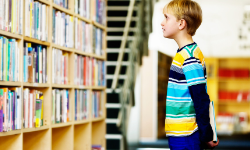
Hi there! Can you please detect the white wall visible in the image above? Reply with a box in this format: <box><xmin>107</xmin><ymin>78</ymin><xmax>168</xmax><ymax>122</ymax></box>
<box><xmin>149</xmin><ymin>0</ymin><xmax>250</xmax><ymax>57</ymax></box>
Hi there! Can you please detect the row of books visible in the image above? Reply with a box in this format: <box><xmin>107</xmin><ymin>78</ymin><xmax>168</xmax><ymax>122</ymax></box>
<box><xmin>52</xmin><ymin>9</ymin><xmax>74</xmax><ymax>48</ymax></box>
<box><xmin>0</xmin><ymin>37</ymin><xmax>20</xmax><ymax>82</ymax></box>
<box><xmin>23</xmin><ymin>43</ymin><xmax>48</xmax><ymax>83</ymax></box>
<box><xmin>25</xmin><ymin>0</ymin><xmax>49</xmax><ymax>41</ymax></box>
<box><xmin>52</xmin><ymin>48</ymin><xmax>69</xmax><ymax>85</ymax></box>
<box><xmin>23</xmin><ymin>88</ymin><xmax>44</xmax><ymax>128</ymax></box>
<box><xmin>92</xmin><ymin>59</ymin><xmax>105</xmax><ymax>86</ymax></box>
<box><xmin>54</xmin><ymin>0</ymin><xmax>69</xmax><ymax>9</ymax></box>
<box><xmin>74</xmin><ymin>55</ymin><xmax>105</xmax><ymax>86</ymax></box>
<box><xmin>92</xmin><ymin>26</ymin><xmax>104</xmax><ymax>56</ymax></box>
<box><xmin>219</xmin><ymin>68</ymin><xmax>249</xmax><ymax>78</ymax></box>
<box><xmin>0</xmin><ymin>87</ymin><xmax>22</xmax><ymax>132</ymax></box>
<box><xmin>75</xmin><ymin>55</ymin><xmax>91</xmax><ymax>86</ymax></box>
<box><xmin>75</xmin><ymin>18</ymin><xmax>91</xmax><ymax>53</ymax></box>
<box><xmin>75</xmin><ymin>0</ymin><xmax>91</xmax><ymax>19</ymax></box>
<box><xmin>219</xmin><ymin>91</ymin><xmax>250</xmax><ymax>102</ymax></box>
<box><xmin>93</xmin><ymin>0</ymin><xmax>106</xmax><ymax>25</ymax></box>
<box><xmin>92</xmin><ymin>145</ymin><xmax>104</xmax><ymax>150</ymax></box>
<box><xmin>92</xmin><ymin>91</ymin><xmax>103</xmax><ymax>118</ymax></box>
<box><xmin>52</xmin><ymin>89</ymin><xmax>70</xmax><ymax>124</ymax></box>
<box><xmin>0</xmin><ymin>0</ymin><xmax>23</xmax><ymax>34</ymax></box>
<box><xmin>217</xmin><ymin>112</ymin><xmax>248</xmax><ymax>135</ymax></box>
<box><xmin>75</xmin><ymin>89</ymin><xmax>90</xmax><ymax>121</ymax></box>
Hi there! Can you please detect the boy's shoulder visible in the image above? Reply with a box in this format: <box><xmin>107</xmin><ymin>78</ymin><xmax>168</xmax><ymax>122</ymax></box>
<box><xmin>174</xmin><ymin>43</ymin><xmax>204</xmax><ymax>65</ymax></box>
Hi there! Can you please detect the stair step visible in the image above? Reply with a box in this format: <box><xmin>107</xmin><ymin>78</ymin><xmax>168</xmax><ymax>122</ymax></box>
<box><xmin>106</xmin><ymin>103</ymin><xmax>121</xmax><ymax>108</ymax></box>
<box><xmin>106</xmin><ymin>89</ymin><xmax>121</xmax><ymax>93</ymax></box>
<box><xmin>106</xmin><ymin>75</ymin><xmax>127</xmax><ymax>79</ymax></box>
<box><xmin>106</xmin><ymin>134</ymin><xmax>123</xmax><ymax>140</ymax></box>
<box><xmin>107</xmin><ymin>27</ymin><xmax>137</xmax><ymax>32</ymax></box>
<box><xmin>106</xmin><ymin>61</ymin><xmax>129</xmax><ymax>66</ymax></box>
<box><xmin>107</xmin><ymin>6</ymin><xmax>138</xmax><ymax>11</ymax></box>
<box><xmin>107</xmin><ymin>17</ymin><xmax>139</xmax><ymax>21</ymax></box>
<box><xmin>106</xmin><ymin>48</ymin><xmax>130</xmax><ymax>53</ymax></box>
<box><xmin>106</xmin><ymin>119</ymin><xmax>119</xmax><ymax>124</ymax></box>
<box><xmin>107</xmin><ymin>36</ymin><xmax>135</xmax><ymax>41</ymax></box>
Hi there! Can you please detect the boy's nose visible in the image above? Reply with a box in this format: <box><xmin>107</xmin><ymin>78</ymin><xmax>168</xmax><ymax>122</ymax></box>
<box><xmin>161</xmin><ymin>21</ymin><xmax>164</xmax><ymax>26</ymax></box>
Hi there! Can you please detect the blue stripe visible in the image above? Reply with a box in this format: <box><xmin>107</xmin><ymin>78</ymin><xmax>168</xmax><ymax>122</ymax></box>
<box><xmin>167</xmin><ymin>88</ymin><xmax>191</xmax><ymax>98</ymax></box>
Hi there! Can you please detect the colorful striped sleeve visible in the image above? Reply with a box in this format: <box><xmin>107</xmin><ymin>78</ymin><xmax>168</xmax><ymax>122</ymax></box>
<box><xmin>182</xmin><ymin>57</ymin><xmax>213</xmax><ymax>142</ymax></box>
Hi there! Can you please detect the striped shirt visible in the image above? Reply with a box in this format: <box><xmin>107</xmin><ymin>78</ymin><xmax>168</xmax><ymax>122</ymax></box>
<box><xmin>165</xmin><ymin>42</ymin><xmax>213</xmax><ymax>142</ymax></box>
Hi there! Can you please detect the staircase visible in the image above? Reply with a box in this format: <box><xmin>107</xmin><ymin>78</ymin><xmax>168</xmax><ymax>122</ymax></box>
<box><xmin>105</xmin><ymin>0</ymin><xmax>153</xmax><ymax>149</ymax></box>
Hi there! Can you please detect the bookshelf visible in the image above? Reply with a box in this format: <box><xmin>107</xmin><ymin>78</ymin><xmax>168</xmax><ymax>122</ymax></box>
<box><xmin>0</xmin><ymin>0</ymin><xmax>107</xmax><ymax>150</ymax></box>
<box><xmin>206</xmin><ymin>58</ymin><xmax>250</xmax><ymax>135</ymax></box>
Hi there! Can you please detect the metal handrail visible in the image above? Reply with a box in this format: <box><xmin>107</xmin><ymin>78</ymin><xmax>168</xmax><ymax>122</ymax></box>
<box><xmin>111</xmin><ymin>0</ymin><xmax>136</xmax><ymax>90</ymax></box>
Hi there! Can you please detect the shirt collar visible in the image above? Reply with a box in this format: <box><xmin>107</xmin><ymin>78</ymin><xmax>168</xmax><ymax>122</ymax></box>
<box><xmin>177</xmin><ymin>42</ymin><xmax>196</xmax><ymax>53</ymax></box>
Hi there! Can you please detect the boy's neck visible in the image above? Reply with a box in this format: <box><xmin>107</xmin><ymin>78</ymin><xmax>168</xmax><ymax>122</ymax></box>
<box><xmin>174</xmin><ymin>33</ymin><xmax>194</xmax><ymax>50</ymax></box>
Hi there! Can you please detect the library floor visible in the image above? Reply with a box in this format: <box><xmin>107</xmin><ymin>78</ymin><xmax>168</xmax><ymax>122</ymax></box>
<box><xmin>128</xmin><ymin>136</ymin><xmax>250</xmax><ymax>150</ymax></box>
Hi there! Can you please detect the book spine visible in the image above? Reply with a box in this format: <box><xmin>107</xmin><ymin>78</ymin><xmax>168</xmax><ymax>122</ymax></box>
<box><xmin>0</xmin><ymin>89</ymin><xmax>3</xmax><ymax>132</ymax></box>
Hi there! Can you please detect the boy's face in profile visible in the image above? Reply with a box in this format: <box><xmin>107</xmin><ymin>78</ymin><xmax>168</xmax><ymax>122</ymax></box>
<box><xmin>161</xmin><ymin>11</ymin><xmax>180</xmax><ymax>39</ymax></box>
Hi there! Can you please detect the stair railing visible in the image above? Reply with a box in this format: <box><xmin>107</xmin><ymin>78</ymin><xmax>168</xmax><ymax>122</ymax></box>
<box><xmin>111</xmin><ymin>0</ymin><xmax>136</xmax><ymax>91</ymax></box>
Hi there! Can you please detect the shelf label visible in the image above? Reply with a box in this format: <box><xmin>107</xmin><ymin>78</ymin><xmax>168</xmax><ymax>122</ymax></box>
<box><xmin>33</xmin><ymin>83</ymin><xmax>38</xmax><ymax>87</ymax></box>
<box><xmin>79</xmin><ymin>85</ymin><xmax>84</xmax><ymax>89</ymax></box>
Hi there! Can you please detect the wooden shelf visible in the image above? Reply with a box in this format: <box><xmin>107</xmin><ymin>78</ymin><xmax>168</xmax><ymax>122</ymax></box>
<box><xmin>22</xmin><ymin>126</ymin><xmax>50</xmax><ymax>133</ymax></box>
<box><xmin>24</xmin><ymin>36</ymin><xmax>50</xmax><ymax>46</ymax></box>
<box><xmin>74</xmin><ymin>119</ymin><xmax>90</xmax><ymax>125</ymax></box>
<box><xmin>92</xmin><ymin>21</ymin><xmax>107</xmax><ymax>31</ymax></box>
<box><xmin>0</xmin><ymin>81</ymin><xmax>22</xmax><ymax>86</ymax></box>
<box><xmin>0</xmin><ymin>130</ymin><xmax>21</xmax><ymax>137</ymax></box>
<box><xmin>52</xmin><ymin>122</ymin><xmax>73</xmax><ymax>128</ymax></box>
<box><xmin>218</xmin><ymin>78</ymin><xmax>250</xmax><ymax>82</ymax></box>
<box><xmin>74</xmin><ymin>13</ymin><xmax>92</xmax><ymax>23</ymax></box>
<box><xmin>74</xmin><ymin>85</ymin><xmax>92</xmax><ymax>89</ymax></box>
<box><xmin>0</xmin><ymin>0</ymin><xmax>107</xmax><ymax>149</ymax></box>
<box><xmin>23</xmin><ymin>82</ymin><xmax>50</xmax><ymax>88</ymax></box>
<box><xmin>51</xmin><ymin>43</ymin><xmax>75</xmax><ymax>53</ymax></box>
<box><xmin>92</xmin><ymin>54</ymin><xmax>106</xmax><ymax>60</ymax></box>
<box><xmin>74</xmin><ymin>50</ymin><xmax>93</xmax><ymax>57</ymax></box>
<box><xmin>219</xmin><ymin>101</ymin><xmax>250</xmax><ymax>105</ymax></box>
<box><xmin>37</xmin><ymin>0</ymin><xmax>51</xmax><ymax>5</ymax></box>
<box><xmin>92</xmin><ymin>86</ymin><xmax>106</xmax><ymax>90</ymax></box>
<box><xmin>52</xmin><ymin>3</ymin><xmax>74</xmax><ymax>16</ymax></box>
<box><xmin>92</xmin><ymin>117</ymin><xmax>105</xmax><ymax>122</ymax></box>
<box><xmin>0</xmin><ymin>30</ymin><xmax>22</xmax><ymax>39</ymax></box>
<box><xmin>52</xmin><ymin>84</ymin><xmax>74</xmax><ymax>89</ymax></box>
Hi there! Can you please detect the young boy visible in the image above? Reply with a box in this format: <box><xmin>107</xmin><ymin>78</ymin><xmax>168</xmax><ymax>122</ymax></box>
<box><xmin>161</xmin><ymin>0</ymin><xmax>220</xmax><ymax>149</ymax></box>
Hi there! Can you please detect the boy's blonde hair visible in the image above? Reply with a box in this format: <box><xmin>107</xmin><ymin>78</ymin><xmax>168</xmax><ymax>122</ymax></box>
<box><xmin>163</xmin><ymin>0</ymin><xmax>202</xmax><ymax>36</ymax></box>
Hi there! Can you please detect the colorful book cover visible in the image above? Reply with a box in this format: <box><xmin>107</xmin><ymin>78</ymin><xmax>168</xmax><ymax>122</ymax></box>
<box><xmin>0</xmin><ymin>89</ymin><xmax>3</xmax><ymax>132</ymax></box>
<box><xmin>67</xmin><ymin>89</ymin><xmax>69</xmax><ymax>122</ymax></box>
<box><xmin>52</xmin><ymin>90</ymin><xmax>55</xmax><ymax>124</ymax></box>
<box><xmin>0</xmin><ymin>37</ymin><xmax>2</xmax><ymax>80</ymax></box>
<box><xmin>39</xmin><ymin>45</ymin><xmax>42</xmax><ymax>83</ymax></box>
<box><xmin>75</xmin><ymin>89</ymin><xmax>77</xmax><ymax>121</ymax></box>
<box><xmin>28</xmin><ymin>45</ymin><xmax>33</xmax><ymax>83</ymax></box>
<box><xmin>35</xmin><ymin>99</ymin><xmax>40</xmax><ymax>128</ymax></box>
<box><xmin>39</xmin><ymin>93</ymin><xmax>43</xmax><ymax>126</ymax></box>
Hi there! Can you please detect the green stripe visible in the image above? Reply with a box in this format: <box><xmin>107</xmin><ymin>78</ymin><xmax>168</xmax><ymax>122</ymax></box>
<box><xmin>166</xmin><ymin>114</ymin><xmax>196</xmax><ymax>119</ymax></box>
<box><xmin>185</xmin><ymin>44</ymin><xmax>197</xmax><ymax>57</ymax></box>
<box><xmin>166</xmin><ymin>101</ymin><xmax>195</xmax><ymax>115</ymax></box>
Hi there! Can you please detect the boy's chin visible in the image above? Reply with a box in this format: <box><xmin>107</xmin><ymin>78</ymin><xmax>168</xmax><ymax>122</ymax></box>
<box><xmin>163</xmin><ymin>34</ymin><xmax>172</xmax><ymax>39</ymax></box>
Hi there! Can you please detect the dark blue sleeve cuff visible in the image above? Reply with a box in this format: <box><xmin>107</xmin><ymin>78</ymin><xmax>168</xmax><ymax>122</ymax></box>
<box><xmin>188</xmin><ymin>83</ymin><xmax>213</xmax><ymax>142</ymax></box>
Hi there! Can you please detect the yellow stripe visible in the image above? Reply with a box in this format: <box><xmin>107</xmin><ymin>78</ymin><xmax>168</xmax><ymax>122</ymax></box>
<box><xmin>166</xmin><ymin>131</ymin><xmax>193</xmax><ymax>135</ymax></box>
<box><xmin>193</xmin><ymin>47</ymin><xmax>205</xmax><ymax>66</ymax></box>
<box><xmin>165</xmin><ymin>118</ymin><xmax>196</xmax><ymax>124</ymax></box>
<box><xmin>179</xmin><ymin>49</ymin><xmax>190</xmax><ymax>60</ymax></box>
<box><xmin>173</xmin><ymin>53</ymin><xmax>185</xmax><ymax>67</ymax></box>
<box><xmin>165</xmin><ymin>122</ymin><xmax>198</xmax><ymax>131</ymax></box>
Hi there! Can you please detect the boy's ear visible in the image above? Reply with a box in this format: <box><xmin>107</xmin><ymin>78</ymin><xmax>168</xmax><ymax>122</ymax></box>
<box><xmin>179</xmin><ymin>19</ymin><xmax>187</xmax><ymax>30</ymax></box>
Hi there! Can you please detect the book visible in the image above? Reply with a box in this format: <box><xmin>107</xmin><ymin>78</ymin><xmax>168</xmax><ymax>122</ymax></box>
<box><xmin>209</xmin><ymin>101</ymin><xmax>217</xmax><ymax>142</ymax></box>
